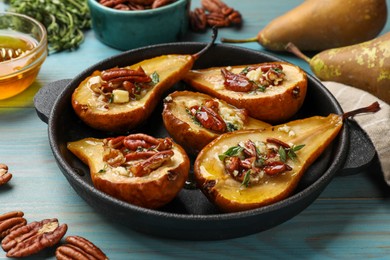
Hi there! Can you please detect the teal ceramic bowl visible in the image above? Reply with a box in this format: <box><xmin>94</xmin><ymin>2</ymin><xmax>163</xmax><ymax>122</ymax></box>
<box><xmin>87</xmin><ymin>0</ymin><xmax>190</xmax><ymax>50</ymax></box>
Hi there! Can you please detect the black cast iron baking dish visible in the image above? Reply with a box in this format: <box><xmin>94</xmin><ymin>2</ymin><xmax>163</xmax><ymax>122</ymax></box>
<box><xmin>34</xmin><ymin>43</ymin><xmax>376</xmax><ymax>240</ymax></box>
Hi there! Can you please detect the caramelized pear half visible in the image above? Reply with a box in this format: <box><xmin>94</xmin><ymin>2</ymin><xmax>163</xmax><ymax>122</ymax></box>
<box><xmin>67</xmin><ymin>134</ymin><xmax>190</xmax><ymax>209</ymax></box>
<box><xmin>72</xmin><ymin>55</ymin><xmax>196</xmax><ymax>133</ymax></box>
<box><xmin>162</xmin><ymin>91</ymin><xmax>271</xmax><ymax>155</ymax></box>
<box><xmin>183</xmin><ymin>62</ymin><xmax>307</xmax><ymax>123</ymax></box>
<box><xmin>194</xmin><ymin>114</ymin><xmax>343</xmax><ymax>213</ymax></box>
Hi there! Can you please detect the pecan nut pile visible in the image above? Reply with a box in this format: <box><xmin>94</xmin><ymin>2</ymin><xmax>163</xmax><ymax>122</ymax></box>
<box><xmin>190</xmin><ymin>0</ymin><xmax>242</xmax><ymax>32</ymax></box>
<box><xmin>0</xmin><ymin>164</ymin><xmax>12</xmax><ymax>186</ymax></box>
<box><xmin>86</xmin><ymin>66</ymin><xmax>159</xmax><ymax>108</ymax></box>
<box><xmin>98</xmin><ymin>0</ymin><xmax>175</xmax><ymax>10</ymax></box>
<box><xmin>1</xmin><ymin>218</ymin><xmax>67</xmax><ymax>258</ymax></box>
<box><xmin>56</xmin><ymin>235</ymin><xmax>108</xmax><ymax>260</ymax></box>
<box><xmin>219</xmin><ymin>138</ymin><xmax>304</xmax><ymax>189</ymax></box>
<box><xmin>221</xmin><ymin>63</ymin><xmax>286</xmax><ymax>93</ymax></box>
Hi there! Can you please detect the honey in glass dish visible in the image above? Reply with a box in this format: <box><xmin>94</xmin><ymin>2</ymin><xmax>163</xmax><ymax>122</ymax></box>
<box><xmin>0</xmin><ymin>30</ymin><xmax>42</xmax><ymax>100</ymax></box>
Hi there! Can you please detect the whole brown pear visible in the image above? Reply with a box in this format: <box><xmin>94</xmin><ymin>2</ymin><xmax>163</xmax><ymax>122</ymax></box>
<box><xmin>260</xmin><ymin>0</ymin><xmax>387</xmax><ymax>51</ymax></box>
<box><xmin>223</xmin><ymin>0</ymin><xmax>387</xmax><ymax>52</ymax></box>
<box><xmin>304</xmin><ymin>32</ymin><xmax>390</xmax><ymax>103</ymax></box>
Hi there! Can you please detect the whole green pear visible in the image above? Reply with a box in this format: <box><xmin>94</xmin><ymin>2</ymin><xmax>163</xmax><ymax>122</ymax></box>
<box><xmin>307</xmin><ymin>32</ymin><xmax>390</xmax><ymax>103</ymax></box>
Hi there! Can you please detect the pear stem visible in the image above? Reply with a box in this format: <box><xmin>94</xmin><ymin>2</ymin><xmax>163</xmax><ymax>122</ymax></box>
<box><xmin>285</xmin><ymin>42</ymin><xmax>311</xmax><ymax>64</ymax></box>
<box><xmin>220</xmin><ymin>36</ymin><xmax>258</xmax><ymax>43</ymax></box>
<box><xmin>192</xmin><ymin>27</ymin><xmax>218</xmax><ymax>60</ymax></box>
<box><xmin>342</xmin><ymin>101</ymin><xmax>381</xmax><ymax>120</ymax></box>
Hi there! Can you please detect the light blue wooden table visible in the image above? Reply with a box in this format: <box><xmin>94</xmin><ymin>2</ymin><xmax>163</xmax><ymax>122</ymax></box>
<box><xmin>1</xmin><ymin>1</ymin><xmax>390</xmax><ymax>259</ymax></box>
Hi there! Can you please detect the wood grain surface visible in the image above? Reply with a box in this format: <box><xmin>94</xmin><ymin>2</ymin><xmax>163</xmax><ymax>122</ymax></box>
<box><xmin>1</xmin><ymin>1</ymin><xmax>390</xmax><ymax>259</ymax></box>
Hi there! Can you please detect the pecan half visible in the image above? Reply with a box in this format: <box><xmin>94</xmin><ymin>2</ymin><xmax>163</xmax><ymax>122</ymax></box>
<box><xmin>56</xmin><ymin>235</ymin><xmax>108</xmax><ymax>260</ymax></box>
<box><xmin>0</xmin><ymin>211</ymin><xmax>26</xmax><ymax>240</ymax></box>
<box><xmin>1</xmin><ymin>218</ymin><xmax>68</xmax><ymax>258</ymax></box>
<box><xmin>123</xmin><ymin>134</ymin><xmax>172</xmax><ymax>151</ymax></box>
<box><xmin>189</xmin><ymin>8</ymin><xmax>208</xmax><ymax>32</ymax></box>
<box><xmin>152</xmin><ymin>0</ymin><xmax>174</xmax><ymax>9</ymax></box>
<box><xmin>201</xmin><ymin>0</ymin><xmax>227</xmax><ymax>13</ymax></box>
<box><xmin>130</xmin><ymin>150</ymin><xmax>174</xmax><ymax>177</ymax></box>
<box><xmin>221</xmin><ymin>68</ymin><xmax>253</xmax><ymax>92</ymax></box>
<box><xmin>189</xmin><ymin>104</ymin><xmax>227</xmax><ymax>133</ymax></box>
<box><xmin>206</xmin><ymin>12</ymin><xmax>230</xmax><ymax>28</ymax></box>
<box><xmin>0</xmin><ymin>163</ymin><xmax>12</xmax><ymax>186</ymax></box>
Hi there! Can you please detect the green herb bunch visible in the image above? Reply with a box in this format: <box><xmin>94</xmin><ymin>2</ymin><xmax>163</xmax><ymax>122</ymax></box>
<box><xmin>7</xmin><ymin>0</ymin><xmax>91</xmax><ymax>52</ymax></box>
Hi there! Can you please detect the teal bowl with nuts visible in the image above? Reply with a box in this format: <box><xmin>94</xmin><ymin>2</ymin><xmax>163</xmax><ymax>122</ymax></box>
<box><xmin>87</xmin><ymin>0</ymin><xmax>190</xmax><ymax>50</ymax></box>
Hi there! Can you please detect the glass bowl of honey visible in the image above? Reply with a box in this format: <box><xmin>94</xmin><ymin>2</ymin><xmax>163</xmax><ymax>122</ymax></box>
<box><xmin>0</xmin><ymin>12</ymin><xmax>47</xmax><ymax>100</ymax></box>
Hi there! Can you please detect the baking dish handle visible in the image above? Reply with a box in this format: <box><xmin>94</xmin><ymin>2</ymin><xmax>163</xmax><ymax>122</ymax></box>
<box><xmin>34</xmin><ymin>79</ymin><xmax>71</xmax><ymax>124</ymax></box>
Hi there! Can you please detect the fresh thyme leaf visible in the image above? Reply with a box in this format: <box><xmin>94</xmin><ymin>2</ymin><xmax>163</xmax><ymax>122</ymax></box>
<box><xmin>98</xmin><ymin>164</ymin><xmax>108</xmax><ymax>174</ymax></box>
<box><xmin>226</xmin><ymin>122</ymin><xmax>238</xmax><ymax>132</ymax></box>
<box><xmin>240</xmin><ymin>66</ymin><xmax>250</xmax><ymax>74</ymax></box>
<box><xmin>292</xmin><ymin>144</ymin><xmax>305</xmax><ymax>151</ymax></box>
<box><xmin>287</xmin><ymin>144</ymin><xmax>305</xmax><ymax>161</ymax></box>
<box><xmin>278</xmin><ymin>146</ymin><xmax>287</xmax><ymax>162</ymax></box>
<box><xmin>150</xmin><ymin>71</ymin><xmax>160</xmax><ymax>85</ymax></box>
<box><xmin>185</xmin><ymin>107</ymin><xmax>202</xmax><ymax>127</ymax></box>
<box><xmin>241</xmin><ymin>170</ymin><xmax>251</xmax><ymax>188</ymax></box>
<box><xmin>218</xmin><ymin>145</ymin><xmax>244</xmax><ymax>161</ymax></box>
<box><xmin>272</xmin><ymin>68</ymin><xmax>283</xmax><ymax>73</ymax></box>
<box><xmin>250</xmin><ymin>80</ymin><xmax>266</xmax><ymax>92</ymax></box>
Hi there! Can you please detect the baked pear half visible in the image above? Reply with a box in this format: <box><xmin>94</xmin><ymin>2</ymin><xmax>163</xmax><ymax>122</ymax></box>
<box><xmin>162</xmin><ymin>91</ymin><xmax>271</xmax><ymax>155</ymax></box>
<box><xmin>67</xmin><ymin>133</ymin><xmax>190</xmax><ymax>209</ymax></box>
<box><xmin>194</xmin><ymin>113</ymin><xmax>343</xmax><ymax>213</ymax></box>
<box><xmin>183</xmin><ymin>62</ymin><xmax>308</xmax><ymax>123</ymax></box>
<box><xmin>72</xmin><ymin>55</ymin><xmax>196</xmax><ymax>133</ymax></box>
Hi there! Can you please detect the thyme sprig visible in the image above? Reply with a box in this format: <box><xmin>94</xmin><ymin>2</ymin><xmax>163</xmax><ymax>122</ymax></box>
<box><xmin>7</xmin><ymin>0</ymin><xmax>91</xmax><ymax>52</ymax></box>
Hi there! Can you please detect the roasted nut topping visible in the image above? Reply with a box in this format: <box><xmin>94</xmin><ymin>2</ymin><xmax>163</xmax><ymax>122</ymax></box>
<box><xmin>1</xmin><ymin>218</ymin><xmax>68</xmax><ymax>258</ymax></box>
<box><xmin>188</xmin><ymin>101</ymin><xmax>227</xmax><ymax>133</ymax></box>
<box><xmin>0</xmin><ymin>211</ymin><xmax>26</xmax><ymax>240</ymax></box>
<box><xmin>55</xmin><ymin>235</ymin><xmax>108</xmax><ymax>260</ymax></box>
<box><xmin>0</xmin><ymin>163</ymin><xmax>12</xmax><ymax>186</ymax></box>
<box><xmin>98</xmin><ymin>0</ymin><xmax>175</xmax><ymax>10</ymax></box>
<box><xmin>88</xmin><ymin>66</ymin><xmax>159</xmax><ymax>106</ymax></box>
<box><xmin>221</xmin><ymin>64</ymin><xmax>286</xmax><ymax>93</ymax></box>
<box><xmin>101</xmin><ymin>134</ymin><xmax>175</xmax><ymax>177</ymax></box>
<box><xmin>218</xmin><ymin>138</ymin><xmax>304</xmax><ymax>189</ymax></box>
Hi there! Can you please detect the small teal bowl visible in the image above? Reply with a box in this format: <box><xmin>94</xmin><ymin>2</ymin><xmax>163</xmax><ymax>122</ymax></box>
<box><xmin>87</xmin><ymin>0</ymin><xmax>190</xmax><ymax>50</ymax></box>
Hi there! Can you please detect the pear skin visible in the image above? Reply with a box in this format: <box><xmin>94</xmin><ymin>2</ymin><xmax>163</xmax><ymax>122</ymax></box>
<box><xmin>258</xmin><ymin>0</ymin><xmax>387</xmax><ymax>51</ymax></box>
<box><xmin>307</xmin><ymin>32</ymin><xmax>390</xmax><ymax>103</ymax></box>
